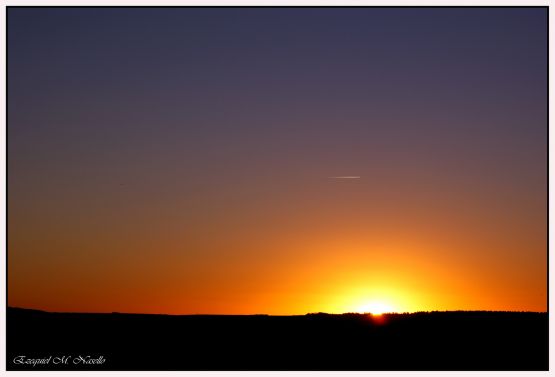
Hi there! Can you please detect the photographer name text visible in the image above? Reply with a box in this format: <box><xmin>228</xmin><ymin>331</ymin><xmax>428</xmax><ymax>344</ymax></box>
<box><xmin>13</xmin><ymin>355</ymin><xmax>105</xmax><ymax>367</ymax></box>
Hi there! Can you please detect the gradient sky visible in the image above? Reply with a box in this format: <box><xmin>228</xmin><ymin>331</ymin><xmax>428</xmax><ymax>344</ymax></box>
<box><xmin>8</xmin><ymin>7</ymin><xmax>547</xmax><ymax>314</ymax></box>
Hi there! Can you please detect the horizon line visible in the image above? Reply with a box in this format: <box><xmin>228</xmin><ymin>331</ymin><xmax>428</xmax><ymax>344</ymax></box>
<box><xmin>7</xmin><ymin>306</ymin><xmax>547</xmax><ymax>316</ymax></box>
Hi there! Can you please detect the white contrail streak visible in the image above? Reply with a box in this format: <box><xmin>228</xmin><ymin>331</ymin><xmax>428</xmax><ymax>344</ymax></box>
<box><xmin>328</xmin><ymin>176</ymin><xmax>361</xmax><ymax>179</ymax></box>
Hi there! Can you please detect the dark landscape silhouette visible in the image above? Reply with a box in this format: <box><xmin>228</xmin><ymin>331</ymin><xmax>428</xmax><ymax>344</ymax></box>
<box><xmin>7</xmin><ymin>307</ymin><xmax>548</xmax><ymax>371</ymax></box>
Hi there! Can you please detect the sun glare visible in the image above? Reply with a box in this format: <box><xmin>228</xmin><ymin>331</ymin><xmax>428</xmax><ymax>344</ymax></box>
<box><xmin>356</xmin><ymin>301</ymin><xmax>395</xmax><ymax>315</ymax></box>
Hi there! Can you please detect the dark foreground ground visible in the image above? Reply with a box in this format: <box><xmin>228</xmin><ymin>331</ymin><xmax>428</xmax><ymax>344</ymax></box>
<box><xmin>7</xmin><ymin>307</ymin><xmax>548</xmax><ymax>370</ymax></box>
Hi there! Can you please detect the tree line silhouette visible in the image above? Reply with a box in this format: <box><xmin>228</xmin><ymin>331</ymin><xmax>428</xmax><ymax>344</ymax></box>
<box><xmin>7</xmin><ymin>307</ymin><xmax>548</xmax><ymax>371</ymax></box>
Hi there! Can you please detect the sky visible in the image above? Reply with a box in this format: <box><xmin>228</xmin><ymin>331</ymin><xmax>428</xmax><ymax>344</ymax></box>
<box><xmin>8</xmin><ymin>7</ymin><xmax>547</xmax><ymax>314</ymax></box>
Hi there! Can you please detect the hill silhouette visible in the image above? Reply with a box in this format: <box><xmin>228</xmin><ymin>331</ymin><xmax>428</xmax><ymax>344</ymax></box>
<box><xmin>7</xmin><ymin>307</ymin><xmax>547</xmax><ymax>370</ymax></box>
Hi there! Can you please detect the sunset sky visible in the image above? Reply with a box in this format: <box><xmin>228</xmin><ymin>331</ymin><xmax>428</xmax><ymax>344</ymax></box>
<box><xmin>8</xmin><ymin>7</ymin><xmax>547</xmax><ymax>314</ymax></box>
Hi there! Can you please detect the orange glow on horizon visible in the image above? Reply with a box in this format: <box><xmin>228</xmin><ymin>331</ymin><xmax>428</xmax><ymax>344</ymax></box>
<box><xmin>8</xmin><ymin>231</ymin><xmax>547</xmax><ymax>314</ymax></box>
<box><xmin>7</xmin><ymin>159</ymin><xmax>547</xmax><ymax>316</ymax></box>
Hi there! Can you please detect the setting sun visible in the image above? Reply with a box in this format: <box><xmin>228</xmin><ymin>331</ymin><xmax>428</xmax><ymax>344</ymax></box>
<box><xmin>356</xmin><ymin>301</ymin><xmax>396</xmax><ymax>315</ymax></box>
